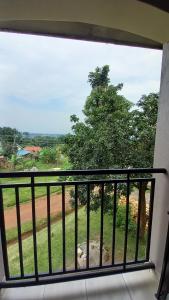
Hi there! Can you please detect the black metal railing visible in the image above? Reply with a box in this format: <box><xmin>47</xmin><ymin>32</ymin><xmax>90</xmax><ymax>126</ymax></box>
<box><xmin>0</xmin><ymin>168</ymin><xmax>166</xmax><ymax>288</ymax></box>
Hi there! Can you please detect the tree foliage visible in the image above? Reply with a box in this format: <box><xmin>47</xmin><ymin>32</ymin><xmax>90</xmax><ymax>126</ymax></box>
<box><xmin>88</xmin><ymin>65</ymin><xmax>110</xmax><ymax>89</ymax></box>
<box><xmin>65</xmin><ymin>66</ymin><xmax>133</xmax><ymax>212</ymax></box>
<box><xmin>65</xmin><ymin>66</ymin><xmax>158</xmax><ymax>234</ymax></box>
<box><xmin>39</xmin><ymin>146</ymin><xmax>63</xmax><ymax>165</ymax></box>
<box><xmin>130</xmin><ymin>93</ymin><xmax>158</xmax><ymax>237</ymax></box>
<box><xmin>21</xmin><ymin>134</ymin><xmax>65</xmax><ymax>148</ymax></box>
<box><xmin>0</xmin><ymin>127</ymin><xmax>22</xmax><ymax>157</ymax></box>
<box><xmin>39</xmin><ymin>148</ymin><xmax>57</xmax><ymax>164</ymax></box>
<box><xmin>65</xmin><ymin>68</ymin><xmax>133</xmax><ymax>171</ymax></box>
<box><xmin>130</xmin><ymin>93</ymin><xmax>158</xmax><ymax>168</ymax></box>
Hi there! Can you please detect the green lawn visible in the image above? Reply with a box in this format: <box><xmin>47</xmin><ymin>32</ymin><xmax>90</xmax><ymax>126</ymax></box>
<box><xmin>1</xmin><ymin>177</ymin><xmax>61</xmax><ymax>208</ymax></box>
<box><xmin>6</xmin><ymin>211</ymin><xmax>72</xmax><ymax>244</ymax></box>
<box><xmin>0</xmin><ymin>159</ymin><xmax>70</xmax><ymax>208</ymax></box>
<box><xmin>7</xmin><ymin>207</ymin><xmax>146</xmax><ymax>276</ymax></box>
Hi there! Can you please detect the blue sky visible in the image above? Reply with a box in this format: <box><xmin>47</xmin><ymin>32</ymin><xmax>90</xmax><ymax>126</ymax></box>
<box><xmin>0</xmin><ymin>32</ymin><xmax>162</xmax><ymax>134</ymax></box>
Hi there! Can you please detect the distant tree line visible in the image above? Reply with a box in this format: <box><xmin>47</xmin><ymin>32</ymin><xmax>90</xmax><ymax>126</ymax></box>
<box><xmin>21</xmin><ymin>133</ymin><xmax>65</xmax><ymax>148</ymax></box>
<box><xmin>0</xmin><ymin>128</ymin><xmax>66</xmax><ymax>157</ymax></box>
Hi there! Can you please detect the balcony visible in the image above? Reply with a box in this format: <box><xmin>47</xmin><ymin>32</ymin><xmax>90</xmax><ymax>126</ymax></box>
<box><xmin>0</xmin><ymin>269</ymin><xmax>159</xmax><ymax>300</ymax></box>
<box><xmin>0</xmin><ymin>168</ymin><xmax>166</xmax><ymax>298</ymax></box>
<box><xmin>0</xmin><ymin>0</ymin><xmax>169</xmax><ymax>299</ymax></box>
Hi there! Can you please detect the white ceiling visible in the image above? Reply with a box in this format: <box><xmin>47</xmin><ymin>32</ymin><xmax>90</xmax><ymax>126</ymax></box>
<box><xmin>0</xmin><ymin>0</ymin><xmax>168</xmax><ymax>49</ymax></box>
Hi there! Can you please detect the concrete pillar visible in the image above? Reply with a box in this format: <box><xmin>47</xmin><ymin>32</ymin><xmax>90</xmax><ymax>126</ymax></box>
<box><xmin>150</xmin><ymin>43</ymin><xmax>169</xmax><ymax>276</ymax></box>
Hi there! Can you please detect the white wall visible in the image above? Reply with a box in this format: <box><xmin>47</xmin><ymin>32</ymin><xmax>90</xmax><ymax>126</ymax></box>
<box><xmin>150</xmin><ymin>43</ymin><xmax>169</xmax><ymax>275</ymax></box>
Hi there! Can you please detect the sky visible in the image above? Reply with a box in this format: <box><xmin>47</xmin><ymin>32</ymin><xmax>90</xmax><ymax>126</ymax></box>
<box><xmin>0</xmin><ymin>32</ymin><xmax>162</xmax><ymax>134</ymax></box>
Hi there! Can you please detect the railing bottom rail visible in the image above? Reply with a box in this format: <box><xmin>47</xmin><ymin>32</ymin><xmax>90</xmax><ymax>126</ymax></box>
<box><xmin>0</xmin><ymin>168</ymin><xmax>166</xmax><ymax>288</ymax></box>
<box><xmin>0</xmin><ymin>261</ymin><xmax>155</xmax><ymax>288</ymax></box>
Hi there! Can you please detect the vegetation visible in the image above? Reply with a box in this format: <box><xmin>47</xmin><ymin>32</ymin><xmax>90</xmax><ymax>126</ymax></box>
<box><xmin>0</xmin><ymin>145</ymin><xmax>70</xmax><ymax>208</ymax></box>
<box><xmin>0</xmin><ymin>127</ymin><xmax>66</xmax><ymax>160</ymax></box>
<box><xmin>0</xmin><ymin>153</ymin><xmax>70</xmax><ymax>209</ymax></box>
<box><xmin>8</xmin><ymin>207</ymin><xmax>146</xmax><ymax>275</ymax></box>
<box><xmin>130</xmin><ymin>93</ymin><xmax>158</xmax><ymax>237</ymax></box>
<box><xmin>65</xmin><ymin>66</ymin><xmax>132</xmax><ymax>171</ymax></box>
<box><xmin>6</xmin><ymin>210</ymin><xmax>73</xmax><ymax>244</ymax></box>
<box><xmin>0</xmin><ymin>127</ymin><xmax>22</xmax><ymax>157</ymax></box>
<box><xmin>2</xmin><ymin>180</ymin><xmax>61</xmax><ymax>208</ymax></box>
<box><xmin>0</xmin><ymin>65</ymin><xmax>158</xmax><ymax>274</ymax></box>
<box><xmin>65</xmin><ymin>65</ymin><xmax>158</xmax><ymax>237</ymax></box>
<box><xmin>21</xmin><ymin>133</ymin><xmax>65</xmax><ymax>148</ymax></box>
<box><xmin>39</xmin><ymin>146</ymin><xmax>63</xmax><ymax>166</ymax></box>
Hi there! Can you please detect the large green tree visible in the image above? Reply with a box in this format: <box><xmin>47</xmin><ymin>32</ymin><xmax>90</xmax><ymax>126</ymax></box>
<box><xmin>65</xmin><ymin>66</ymin><xmax>158</xmax><ymax>236</ymax></box>
<box><xmin>65</xmin><ymin>66</ymin><xmax>133</xmax><ymax>211</ymax></box>
<box><xmin>65</xmin><ymin>66</ymin><xmax>133</xmax><ymax>170</ymax></box>
<box><xmin>65</xmin><ymin>66</ymin><xmax>158</xmax><ymax>238</ymax></box>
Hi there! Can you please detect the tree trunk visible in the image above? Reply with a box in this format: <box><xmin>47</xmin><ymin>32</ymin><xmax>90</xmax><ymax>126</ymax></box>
<box><xmin>140</xmin><ymin>182</ymin><xmax>147</xmax><ymax>239</ymax></box>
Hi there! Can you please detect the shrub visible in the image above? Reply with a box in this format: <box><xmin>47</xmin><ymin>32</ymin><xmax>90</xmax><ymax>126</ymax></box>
<box><xmin>39</xmin><ymin>148</ymin><xmax>56</xmax><ymax>163</ymax></box>
<box><xmin>116</xmin><ymin>203</ymin><xmax>136</xmax><ymax>233</ymax></box>
<box><xmin>22</xmin><ymin>159</ymin><xmax>35</xmax><ymax>169</ymax></box>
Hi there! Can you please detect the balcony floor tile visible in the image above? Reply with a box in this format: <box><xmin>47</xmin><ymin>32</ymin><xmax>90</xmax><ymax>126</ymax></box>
<box><xmin>86</xmin><ymin>273</ymin><xmax>131</xmax><ymax>300</ymax></box>
<box><xmin>43</xmin><ymin>279</ymin><xmax>87</xmax><ymax>300</ymax></box>
<box><xmin>0</xmin><ymin>285</ymin><xmax>45</xmax><ymax>300</ymax></box>
<box><xmin>123</xmin><ymin>269</ymin><xmax>158</xmax><ymax>300</ymax></box>
<box><xmin>0</xmin><ymin>270</ymin><xmax>159</xmax><ymax>300</ymax></box>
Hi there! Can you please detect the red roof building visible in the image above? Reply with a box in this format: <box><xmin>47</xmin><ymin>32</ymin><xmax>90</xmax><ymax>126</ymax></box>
<box><xmin>24</xmin><ymin>146</ymin><xmax>42</xmax><ymax>153</ymax></box>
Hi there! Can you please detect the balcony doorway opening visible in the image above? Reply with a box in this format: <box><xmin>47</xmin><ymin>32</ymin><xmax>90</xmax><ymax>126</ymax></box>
<box><xmin>0</xmin><ymin>32</ymin><xmax>162</xmax><ymax>287</ymax></box>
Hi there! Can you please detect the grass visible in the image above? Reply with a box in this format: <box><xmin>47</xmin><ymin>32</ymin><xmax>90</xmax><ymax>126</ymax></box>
<box><xmin>1</xmin><ymin>178</ymin><xmax>61</xmax><ymax>208</ymax></box>
<box><xmin>7</xmin><ymin>207</ymin><xmax>146</xmax><ymax>276</ymax></box>
<box><xmin>0</xmin><ymin>158</ymin><xmax>71</xmax><ymax>208</ymax></box>
<box><xmin>6</xmin><ymin>210</ymin><xmax>73</xmax><ymax>244</ymax></box>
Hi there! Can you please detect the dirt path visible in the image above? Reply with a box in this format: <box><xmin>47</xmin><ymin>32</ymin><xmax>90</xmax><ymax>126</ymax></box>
<box><xmin>4</xmin><ymin>192</ymin><xmax>71</xmax><ymax>229</ymax></box>
<box><xmin>5</xmin><ymin>190</ymin><xmax>150</xmax><ymax>230</ymax></box>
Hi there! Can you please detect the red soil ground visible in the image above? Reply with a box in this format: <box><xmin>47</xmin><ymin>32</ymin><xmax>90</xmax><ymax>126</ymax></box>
<box><xmin>4</xmin><ymin>192</ymin><xmax>71</xmax><ymax>229</ymax></box>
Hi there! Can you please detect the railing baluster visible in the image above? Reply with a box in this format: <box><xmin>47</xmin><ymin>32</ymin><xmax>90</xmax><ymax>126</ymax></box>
<box><xmin>112</xmin><ymin>183</ymin><xmax>117</xmax><ymax>265</ymax></box>
<box><xmin>47</xmin><ymin>186</ymin><xmax>52</xmax><ymax>274</ymax></box>
<box><xmin>0</xmin><ymin>169</ymin><xmax>162</xmax><ymax>287</ymax></box>
<box><xmin>100</xmin><ymin>183</ymin><xmax>104</xmax><ymax>267</ymax></box>
<box><xmin>0</xmin><ymin>188</ymin><xmax>10</xmax><ymax>279</ymax></box>
<box><xmin>31</xmin><ymin>176</ymin><xmax>38</xmax><ymax>281</ymax></box>
<box><xmin>74</xmin><ymin>184</ymin><xmax>78</xmax><ymax>270</ymax></box>
<box><xmin>146</xmin><ymin>179</ymin><xmax>155</xmax><ymax>261</ymax></box>
<box><xmin>123</xmin><ymin>173</ymin><xmax>130</xmax><ymax>269</ymax></box>
<box><xmin>86</xmin><ymin>183</ymin><xmax>90</xmax><ymax>269</ymax></box>
<box><xmin>15</xmin><ymin>187</ymin><xmax>24</xmax><ymax>278</ymax></box>
<box><xmin>62</xmin><ymin>185</ymin><xmax>66</xmax><ymax>272</ymax></box>
<box><xmin>135</xmin><ymin>182</ymin><xmax>142</xmax><ymax>262</ymax></box>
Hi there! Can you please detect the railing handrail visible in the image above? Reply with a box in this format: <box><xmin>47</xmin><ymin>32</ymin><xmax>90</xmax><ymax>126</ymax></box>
<box><xmin>0</xmin><ymin>167</ymin><xmax>167</xmax><ymax>178</ymax></box>
<box><xmin>0</xmin><ymin>177</ymin><xmax>155</xmax><ymax>189</ymax></box>
<box><xmin>0</xmin><ymin>167</ymin><xmax>163</xmax><ymax>287</ymax></box>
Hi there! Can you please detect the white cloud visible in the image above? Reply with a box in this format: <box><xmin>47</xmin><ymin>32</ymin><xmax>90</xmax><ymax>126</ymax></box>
<box><xmin>0</xmin><ymin>104</ymin><xmax>72</xmax><ymax>134</ymax></box>
<box><xmin>0</xmin><ymin>32</ymin><xmax>162</xmax><ymax>133</ymax></box>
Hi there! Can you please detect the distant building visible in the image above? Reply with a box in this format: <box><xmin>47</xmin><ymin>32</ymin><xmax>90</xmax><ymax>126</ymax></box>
<box><xmin>24</xmin><ymin>146</ymin><xmax>42</xmax><ymax>153</ymax></box>
<box><xmin>17</xmin><ymin>149</ymin><xmax>31</xmax><ymax>157</ymax></box>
